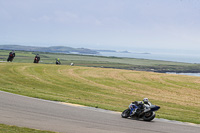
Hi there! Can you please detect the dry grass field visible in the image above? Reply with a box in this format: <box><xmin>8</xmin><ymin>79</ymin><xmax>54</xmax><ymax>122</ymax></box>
<box><xmin>0</xmin><ymin>62</ymin><xmax>200</xmax><ymax>124</ymax></box>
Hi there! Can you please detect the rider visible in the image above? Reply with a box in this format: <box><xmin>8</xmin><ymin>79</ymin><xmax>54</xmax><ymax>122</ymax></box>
<box><xmin>7</xmin><ymin>50</ymin><xmax>15</xmax><ymax>62</ymax></box>
<box><xmin>143</xmin><ymin>98</ymin><xmax>152</xmax><ymax>107</ymax></box>
<box><xmin>129</xmin><ymin>98</ymin><xmax>151</xmax><ymax>116</ymax></box>
<box><xmin>34</xmin><ymin>54</ymin><xmax>40</xmax><ymax>63</ymax></box>
<box><xmin>56</xmin><ymin>58</ymin><xmax>61</xmax><ymax>64</ymax></box>
<box><xmin>9</xmin><ymin>50</ymin><xmax>15</xmax><ymax>58</ymax></box>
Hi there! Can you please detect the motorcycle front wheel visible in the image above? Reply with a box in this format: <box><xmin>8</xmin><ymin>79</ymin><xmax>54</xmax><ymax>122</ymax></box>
<box><xmin>121</xmin><ymin>109</ymin><xmax>131</xmax><ymax>118</ymax></box>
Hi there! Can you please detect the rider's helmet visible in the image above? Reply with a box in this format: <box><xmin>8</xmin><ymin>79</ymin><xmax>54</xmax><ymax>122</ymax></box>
<box><xmin>143</xmin><ymin>98</ymin><xmax>149</xmax><ymax>104</ymax></box>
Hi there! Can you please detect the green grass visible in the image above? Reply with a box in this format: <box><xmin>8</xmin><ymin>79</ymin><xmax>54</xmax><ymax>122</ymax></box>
<box><xmin>1</xmin><ymin>49</ymin><xmax>200</xmax><ymax>127</ymax></box>
<box><xmin>0</xmin><ymin>62</ymin><xmax>200</xmax><ymax>124</ymax></box>
<box><xmin>1</xmin><ymin>49</ymin><xmax>200</xmax><ymax>73</ymax></box>
<box><xmin>0</xmin><ymin>124</ymin><xmax>56</xmax><ymax>133</ymax></box>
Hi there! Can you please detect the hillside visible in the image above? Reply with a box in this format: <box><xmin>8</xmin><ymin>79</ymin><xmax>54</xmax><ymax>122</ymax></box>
<box><xmin>0</xmin><ymin>45</ymin><xmax>98</xmax><ymax>54</ymax></box>
<box><xmin>0</xmin><ymin>62</ymin><xmax>200</xmax><ymax>124</ymax></box>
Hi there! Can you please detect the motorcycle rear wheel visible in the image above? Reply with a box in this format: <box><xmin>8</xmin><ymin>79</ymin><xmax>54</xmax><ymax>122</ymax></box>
<box><xmin>142</xmin><ymin>112</ymin><xmax>155</xmax><ymax>121</ymax></box>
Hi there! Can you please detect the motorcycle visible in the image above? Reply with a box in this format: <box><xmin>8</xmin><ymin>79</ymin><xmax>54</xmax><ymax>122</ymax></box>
<box><xmin>7</xmin><ymin>53</ymin><xmax>15</xmax><ymax>62</ymax></box>
<box><xmin>56</xmin><ymin>60</ymin><xmax>61</xmax><ymax>65</ymax></box>
<box><xmin>33</xmin><ymin>57</ymin><xmax>40</xmax><ymax>63</ymax></box>
<box><xmin>121</xmin><ymin>104</ymin><xmax>160</xmax><ymax>121</ymax></box>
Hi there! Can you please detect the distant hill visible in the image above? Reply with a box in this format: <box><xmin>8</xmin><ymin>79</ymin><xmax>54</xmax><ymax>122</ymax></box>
<box><xmin>0</xmin><ymin>45</ymin><xmax>98</xmax><ymax>54</ymax></box>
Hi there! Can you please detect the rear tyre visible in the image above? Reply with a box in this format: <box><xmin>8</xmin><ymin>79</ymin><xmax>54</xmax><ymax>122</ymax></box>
<box><xmin>121</xmin><ymin>109</ymin><xmax>131</xmax><ymax>118</ymax></box>
<box><xmin>142</xmin><ymin>112</ymin><xmax>155</xmax><ymax>121</ymax></box>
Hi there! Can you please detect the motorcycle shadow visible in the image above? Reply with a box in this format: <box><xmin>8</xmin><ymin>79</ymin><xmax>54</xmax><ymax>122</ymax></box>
<box><xmin>124</xmin><ymin>116</ymin><xmax>155</xmax><ymax>123</ymax></box>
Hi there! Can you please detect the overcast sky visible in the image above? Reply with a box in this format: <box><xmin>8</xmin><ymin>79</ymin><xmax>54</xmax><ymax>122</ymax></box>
<box><xmin>1</xmin><ymin>0</ymin><xmax>200</xmax><ymax>51</ymax></box>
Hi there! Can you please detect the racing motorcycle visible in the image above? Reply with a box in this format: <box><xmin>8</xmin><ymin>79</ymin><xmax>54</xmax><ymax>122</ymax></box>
<box><xmin>121</xmin><ymin>103</ymin><xmax>160</xmax><ymax>121</ymax></box>
<box><xmin>33</xmin><ymin>56</ymin><xmax>40</xmax><ymax>63</ymax></box>
<box><xmin>7</xmin><ymin>52</ymin><xmax>15</xmax><ymax>62</ymax></box>
<box><xmin>56</xmin><ymin>60</ymin><xmax>61</xmax><ymax>65</ymax></box>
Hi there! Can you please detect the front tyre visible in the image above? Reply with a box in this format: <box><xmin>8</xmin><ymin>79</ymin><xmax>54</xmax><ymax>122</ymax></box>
<box><xmin>142</xmin><ymin>111</ymin><xmax>155</xmax><ymax>121</ymax></box>
<box><xmin>121</xmin><ymin>109</ymin><xmax>130</xmax><ymax>118</ymax></box>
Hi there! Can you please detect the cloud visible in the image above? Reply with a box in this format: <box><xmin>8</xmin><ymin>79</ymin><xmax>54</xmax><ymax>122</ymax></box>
<box><xmin>54</xmin><ymin>11</ymin><xmax>78</xmax><ymax>23</ymax></box>
<box><xmin>30</xmin><ymin>11</ymin><xmax>79</xmax><ymax>23</ymax></box>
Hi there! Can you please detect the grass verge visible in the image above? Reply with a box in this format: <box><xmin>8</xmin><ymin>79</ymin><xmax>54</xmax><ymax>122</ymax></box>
<box><xmin>0</xmin><ymin>124</ymin><xmax>56</xmax><ymax>133</ymax></box>
<box><xmin>0</xmin><ymin>62</ymin><xmax>199</xmax><ymax>124</ymax></box>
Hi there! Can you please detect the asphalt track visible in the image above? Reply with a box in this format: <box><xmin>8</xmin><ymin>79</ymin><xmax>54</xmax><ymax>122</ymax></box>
<box><xmin>0</xmin><ymin>91</ymin><xmax>199</xmax><ymax>133</ymax></box>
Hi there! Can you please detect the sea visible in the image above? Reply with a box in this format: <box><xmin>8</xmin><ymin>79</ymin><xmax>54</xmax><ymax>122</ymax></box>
<box><xmin>96</xmin><ymin>48</ymin><xmax>200</xmax><ymax>77</ymax></box>
<box><xmin>98</xmin><ymin>50</ymin><xmax>200</xmax><ymax>64</ymax></box>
